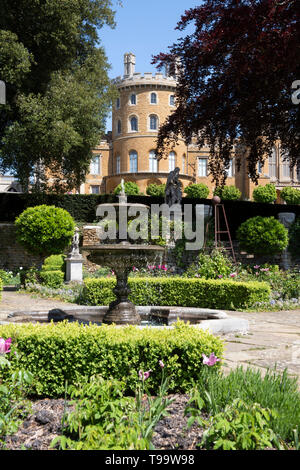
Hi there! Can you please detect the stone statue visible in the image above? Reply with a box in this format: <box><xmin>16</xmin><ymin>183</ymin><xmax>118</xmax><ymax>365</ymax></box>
<box><xmin>165</xmin><ymin>167</ymin><xmax>182</xmax><ymax>206</ymax></box>
<box><xmin>70</xmin><ymin>227</ymin><xmax>81</xmax><ymax>257</ymax></box>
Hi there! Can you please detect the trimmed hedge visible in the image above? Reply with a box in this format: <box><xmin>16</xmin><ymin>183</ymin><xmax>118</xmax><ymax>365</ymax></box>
<box><xmin>0</xmin><ymin>322</ymin><xmax>224</xmax><ymax>397</ymax></box>
<box><xmin>0</xmin><ymin>277</ymin><xmax>2</xmax><ymax>302</ymax></box>
<box><xmin>82</xmin><ymin>277</ymin><xmax>270</xmax><ymax>310</ymax></box>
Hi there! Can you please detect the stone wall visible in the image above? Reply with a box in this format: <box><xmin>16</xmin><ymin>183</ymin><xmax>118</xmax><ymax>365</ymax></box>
<box><xmin>0</xmin><ymin>223</ymin><xmax>44</xmax><ymax>271</ymax></box>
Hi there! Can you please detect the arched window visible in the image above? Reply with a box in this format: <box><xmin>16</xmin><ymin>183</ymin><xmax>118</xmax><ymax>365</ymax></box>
<box><xmin>130</xmin><ymin>94</ymin><xmax>136</xmax><ymax>105</ymax></box>
<box><xmin>169</xmin><ymin>151</ymin><xmax>176</xmax><ymax>172</ymax></box>
<box><xmin>130</xmin><ymin>116</ymin><xmax>138</xmax><ymax>131</ymax></box>
<box><xmin>129</xmin><ymin>150</ymin><xmax>138</xmax><ymax>173</ymax></box>
<box><xmin>116</xmin><ymin>155</ymin><xmax>121</xmax><ymax>174</ymax></box>
<box><xmin>117</xmin><ymin>119</ymin><xmax>122</xmax><ymax>134</ymax></box>
<box><xmin>149</xmin><ymin>150</ymin><xmax>158</xmax><ymax>172</ymax></box>
<box><xmin>182</xmin><ymin>155</ymin><xmax>186</xmax><ymax>174</ymax></box>
<box><xmin>150</xmin><ymin>92</ymin><xmax>157</xmax><ymax>104</ymax></box>
<box><xmin>269</xmin><ymin>148</ymin><xmax>277</xmax><ymax>179</ymax></box>
<box><xmin>149</xmin><ymin>114</ymin><xmax>158</xmax><ymax>130</ymax></box>
<box><xmin>116</xmin><ymin>97</ymin><xmax>120</xmax><ymax>109</ymax></box>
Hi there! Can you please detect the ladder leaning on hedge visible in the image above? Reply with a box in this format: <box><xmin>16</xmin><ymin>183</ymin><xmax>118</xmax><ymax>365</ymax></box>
<box><xmin>204</xmin><ymin>203</ymin><xmax>236</xmax><ymax>263</ymax></box>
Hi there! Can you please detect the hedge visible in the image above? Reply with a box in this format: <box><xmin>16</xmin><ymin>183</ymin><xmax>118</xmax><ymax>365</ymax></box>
<box><xmin>82</xmin><ymin>277</ymin><xmax>271</xmax><ymax>310</ymax></box>
<box><xmin>0</xmin><ymin>278</ymin><xmax>3</xmax><ymax>302</ymax></box>
<box><xmin>0</xmin><ymin>322</ymin><xmax>224</xmax><ymax>397</ymax></box>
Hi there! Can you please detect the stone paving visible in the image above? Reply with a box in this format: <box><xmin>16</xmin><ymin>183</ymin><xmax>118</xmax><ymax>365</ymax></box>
<box><xmin>1</xmin><ymin>290</ymin><xmax>300</xmax><ymax>385</ymax></box>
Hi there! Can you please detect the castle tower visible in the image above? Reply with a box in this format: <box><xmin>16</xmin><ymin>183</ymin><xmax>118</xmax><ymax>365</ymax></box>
<box><xmin>103</xmin><ymin>53</ymin><xmax>194</xmax><ymax>193</ymax></box>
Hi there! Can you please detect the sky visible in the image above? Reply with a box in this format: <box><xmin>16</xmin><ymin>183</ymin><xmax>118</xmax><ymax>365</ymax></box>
<box><xmin>99</xmin><ymin>0</ymin><xmax>202</xmax><ymax>130</ymax></box>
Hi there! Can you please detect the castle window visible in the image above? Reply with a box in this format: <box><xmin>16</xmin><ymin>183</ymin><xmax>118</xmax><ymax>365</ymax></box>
<box><xmin>116</xmin><ymin>155</ymin><xmax>121</xmax><ymax>174</ymax></box>
<box><xmin>149</xmin><ymin>114</ymin><xmax>158</xmax><ymax>130</ymax></box>
<box><xmin>130</xmin><ymin>94</ymin><xmax>136</xmax><ymax>105</ymax></box>
<box><xmin>281</xmin><ymin>151</ymin><xmax>291</xmax><ymax>179</ymax></box>
<box><xmin>169</xmin><ymin>151</ymin><xmax>176</xmax><ymax>172</ymax></box>
<box><xmin>130</xmin><ymin>116</ymin><xmax>138</xmax><ymax>132</ymax></box>
<box><xmin>117</xmin><ymin>119</ymin><xmax>122</xmax><ymax>134</ymax></box>
<box><xmin>149</xmin><ymin>150</ymin><xmax>158</xmax><ymax>172</ymax></box>
<box><xmin>170</xmin><ymin>95</ymin><xmax>175</xmax><ymax>106</ymax></box>
<box><xmin>226</xmin><ymin>160</ymin><xmax>234</xmax><ymax>177</ymax></box>
<box><xmin>116</xmin><ymin>97</ymin><xmax>120</xmax><ymax>109</ymax></box>
<box><xmin>198</xmin><ymin>158</ymin><xmax>207</xmax><ymax>177</ymax></box>
<box><xmin>90</xmin><ymin>185</ymin><xmax>100</xmax><ymax>194</ymax></box>
<box><xmin>129</xmin><ymin>151</ymin><xmax>138</xmax><ymax>173</ymax></box>
<box><xmin>269</xmin><ymin>147</ymin><xmax>277</xmax><ymax>179</ymax></box>
<box><xmin>150</xmin><ymin>92</ymin><xmax>157</xmax><ymax>104</ymax></box>
<box><xmin>182</xmin><ymin>155</ymin><xmax>186</xmax><ymax>174</ymax></box>
<box><xmin>90</xmin><ymin>155</ymin><xmax>101</xmax><ymax>175</ymax></box>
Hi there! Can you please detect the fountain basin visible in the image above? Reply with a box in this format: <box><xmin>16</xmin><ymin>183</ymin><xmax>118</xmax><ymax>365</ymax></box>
<box><xmin>4</xmin><ymin>306</ymin><xmax>249</xmax><ymax>335</ymax></box>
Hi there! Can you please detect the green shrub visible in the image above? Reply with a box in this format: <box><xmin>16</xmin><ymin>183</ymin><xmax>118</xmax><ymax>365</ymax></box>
<box><xmin>114</xmin><ymin>181</ymin><xmax>140</xmax><ymax>196</ymax></box>
<box><xmin>0</xmin><ymin>322</ymin><xmax>224</xmax><ymax>397</ymax></box>
<box><xmin>39</xmin><ymin>270</ymin><xmax>64</xmax><ymax>288</ymax></box>
<box><xmin>280</xmin><ymin>187</ymin><xmax>300</xmax><ymax>205</ymax></box>
<box><xmin>213</xmin><ymin>186</ymin><xmax>241</xmax><ymax>201</ymax></box>
<box><xmin>252</xmin><ymin>183</ymin><xmax>277</xmax><ymax>203</ymax></box>
<box><xmin>0</xmin><ymin>278</ymin><xmax>2</xmax><ymax>302</ymax></box>
<box><xmin>82</xmin><ymin>277</ymin><xmax>270</xmax><ymax>310</ymax></box>
<box><xmin>236</xmin><ymin>216</ymin><xmax>289</xmax><ymax>255</ymax></box>
<box><xmin>42</xmin><ymin>254</ymin><xmax>66</xmax><ymax>272</ymax></box>
<box><xmin>288</xmin><ymin>217</ymin><xmax>300</xmax><ymax>257</ymax></box>
<box><xmin>15</xmin><ymin>205</ymin><xmax>75</xmax><ymax>256</ymax></box>
<box><xmin>185</xmin><ymin>249</ymin><xmax>234</xmax><ymax>279</ymax></box>
<box><xmin>146</xmin><ymin>183</ymin><xmax>166</xmax><ymax>197</ymax></box>
<box><xmin>184</xmin><ymin>183</ymin><xmax>209</xmax><ymax>199</ymax></box>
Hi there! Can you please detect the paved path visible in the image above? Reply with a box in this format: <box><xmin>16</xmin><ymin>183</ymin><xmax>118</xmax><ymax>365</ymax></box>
<box><xmin>1</xmin><ymin>290</ymin><xmax>300</xmax><ymax>385</ymax></box>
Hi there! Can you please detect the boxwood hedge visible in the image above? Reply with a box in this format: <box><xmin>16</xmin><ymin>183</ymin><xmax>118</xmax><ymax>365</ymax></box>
<box><xmin>82</xmin><ymin>277</ymin><xmax>270</xmax><ymax>310</ymax></box>
<box><xmin>0</xmin><ymin>322</ymin><xmax>224</xmax><ymax>397</ymax></box>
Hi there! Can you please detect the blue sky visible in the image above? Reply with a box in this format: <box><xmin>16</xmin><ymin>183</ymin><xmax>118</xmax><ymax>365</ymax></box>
<box><xmin>100</xmin><ymin>0</ymin><xmax>202</xmax><ymax>129</ymax></box>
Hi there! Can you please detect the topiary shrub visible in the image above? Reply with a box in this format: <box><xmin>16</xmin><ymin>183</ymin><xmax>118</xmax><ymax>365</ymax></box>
<box><xmin>40</xmin><ymin>254</ymin><xmax>66</xmax><ymax>288</ymax></box>
<box><xmin>114</xmin><ymin>181</ymin><xmax>140</xmax><ymax>196</ymax></box>
<box><xmin>280</xmin><ymin>187</ymin><xmax>300</xmax><ymax>205</ymax></box>
<box><xmin>288</xmin><ymin>217</ymin><xmax>300</xmax><ymax>257</ymax></box>
<box><xmin>236</xmin><ymin>216</ymin><xmax>289</xmax><ymax>255</ymax></box>
<box><xmin>218</xmin><ymin>186</ymin><xmax>241</xmax><ymax>201</ymax></box>
<box><xmin>146</xmin><ymin>183</ymin><xmax>166</xmax><ymax>197</ymax></box>
<box><xmin>184</xmin><ymin>183</ymin><xmax>209</xmax><ymax>199</ymax></box>
<box><xmin>15</xmin><ymin>205</ymin><xmax>75</xmax><ymax>256</ymax></box>
<box><xmin>0</xmin><ymin>322</ymin><xmax>224</xmax><ymax>396</ymax></box>
<box><xmin>83</xmin><ymin>277</ymin><xmax>270</xmax><ymax>310</ymax></box>
<box><xmin>252</xmin><ymin>184</ymin><xmax>277</xmax><ymax>203</ymax></box>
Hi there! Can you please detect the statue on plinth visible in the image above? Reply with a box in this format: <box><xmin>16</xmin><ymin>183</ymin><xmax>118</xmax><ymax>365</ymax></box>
<box><xmin>165</xmin><ymin>167</ymin><xmax>182</xmax><ymax>207</ymax></box>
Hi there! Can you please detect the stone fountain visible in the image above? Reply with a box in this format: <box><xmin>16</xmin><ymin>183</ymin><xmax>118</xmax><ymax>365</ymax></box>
<box><xmin>83</xmin><ymin>180</ymin><xmax>165</xmax><ymax>325</ymax></box>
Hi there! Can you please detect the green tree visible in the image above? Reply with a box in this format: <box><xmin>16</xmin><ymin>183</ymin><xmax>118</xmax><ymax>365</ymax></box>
<box><xmin>0</xmin><ymin>0</ymin><xmax>118</xmax><ymax>192</ymax></box>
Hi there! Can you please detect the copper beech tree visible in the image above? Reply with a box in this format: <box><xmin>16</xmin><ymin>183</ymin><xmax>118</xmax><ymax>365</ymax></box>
<box><xmin>153</xmin><ymin>0</ymin><xmax>300</xmax><ymax>186</ymax></box>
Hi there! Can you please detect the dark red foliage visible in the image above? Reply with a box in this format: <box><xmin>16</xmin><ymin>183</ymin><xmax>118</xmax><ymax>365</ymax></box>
<box><xmin>153</xmin><ymin>0</ymin><xmax>300</xmax><ymax>185</ymax></box>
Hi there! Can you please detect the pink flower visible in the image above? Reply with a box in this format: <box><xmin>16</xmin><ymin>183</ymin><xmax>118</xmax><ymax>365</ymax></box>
<box><xmin>218</xmin><ymin>275</ymin><xmax>223</xmax><ymax>279</ymax></box>
<box><xmin>202</xmin><ymin>353</ymin><xmax>220</xmax><ymax>366</ymax></box>
<box><xmin>230</xmin><ymin>272</ymin><xmax>237</xmax><ymax>278</ymax></box>
<box><xmin>0</xmin><ymin>338</ymin><xmax>12</xmax><ymax>355</ymax></box>
<box><xmin>139</xmin><ymin>369</ymin><xmax>152</xmax><ymax>380</ymax></box>
<box><xmin>254</xmin><ymin>265</ymin><xmax>260</xmax><ymax>269</ymax></box>
<box><xmin>159</xmin><ymin>360</ymin><xmax>164</xmax><ymax>368</ymax></box>
<box><xmin>161</xmin><ymin>265</ymin><xmax>167</xmax><ymax>271</ymax></box>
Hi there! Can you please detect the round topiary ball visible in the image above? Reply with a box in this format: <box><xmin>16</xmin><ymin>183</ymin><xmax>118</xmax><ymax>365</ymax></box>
<box><xmin>146</xmin><ymin>183</ymin><xmax>166</xmax><ymax>197</ymax></box>
<box><xmin>252</xmin><ymin>183</ymin><xmax>277</xmax><ymax>203</ymax></box>
<box><xmin>184</xmin><ymin>183</ymin><xmax>209</xmax><ymax>199</ymax></box>
<box><xmin>236</xmin><ymin>216</ymin><xmax>289</xmax><ymax>255</ymax></box>
<box><xmin>15</xmin><ymin>205</ymin><xmax>75</xmax><ymax>256</ymax></box>
<box><xmin>114</xmin><ymin>181</ymin><xmax>140</xmax><ymax>196</ymax></box>
<box><xmin>280</xmin><ymin>187</ymin><xmax>300</xmax><ymax>205</ymax></box>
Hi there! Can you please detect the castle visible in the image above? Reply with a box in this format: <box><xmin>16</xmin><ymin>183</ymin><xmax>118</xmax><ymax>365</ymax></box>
<box><xmin>1</xmin><ymin>53</ymin><xmax>299</xmax><ymax>198</ymax></box>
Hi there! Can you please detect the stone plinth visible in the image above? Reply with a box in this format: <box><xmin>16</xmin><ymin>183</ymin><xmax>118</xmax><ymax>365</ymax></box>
<box><xmin>65</xmin><ymin>256</ymin><xmax>83</xmax><ymax>283</ymax></box>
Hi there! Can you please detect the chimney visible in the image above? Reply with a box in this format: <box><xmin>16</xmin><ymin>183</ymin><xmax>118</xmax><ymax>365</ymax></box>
<box><xmin>124</xmin><ymin>53</ymin><xmax>136</xmax><ymax>77</ymax></box>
